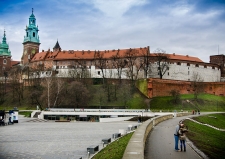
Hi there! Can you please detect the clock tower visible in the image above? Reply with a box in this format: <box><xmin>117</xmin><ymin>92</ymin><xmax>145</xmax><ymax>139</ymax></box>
<box><xmin>22</xmin><ymin>8</ymin><xmax>40</xmax><ymax>65</ymax></box>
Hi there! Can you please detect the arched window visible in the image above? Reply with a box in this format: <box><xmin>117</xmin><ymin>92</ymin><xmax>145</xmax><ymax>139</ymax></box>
<box><xmin>3</xmin><ymin>59</ymin><xmax>7</xmax><ymax>64</ymax></box>
<box><xmin>33</xmin><ymin>32</ymin><xmax>35</xmax><ymax>37</ymax></box>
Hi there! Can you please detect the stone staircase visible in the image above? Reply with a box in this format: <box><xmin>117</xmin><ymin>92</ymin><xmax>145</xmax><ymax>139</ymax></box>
<box><xmin>33</xmin><ymin>112</ymin><xmax>41</xmax><ymax>118</ymax></box>
<box><xmin>27</xmin><ymin>118</ymin><xmax>48</xmax><ymax>122</ymax></box>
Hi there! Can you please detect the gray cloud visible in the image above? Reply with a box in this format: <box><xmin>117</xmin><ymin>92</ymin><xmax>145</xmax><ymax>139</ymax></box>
<box><xmin>0</xmin><ymin>0</ymin><xmax>224</xmax><ymax>63</ymax></box>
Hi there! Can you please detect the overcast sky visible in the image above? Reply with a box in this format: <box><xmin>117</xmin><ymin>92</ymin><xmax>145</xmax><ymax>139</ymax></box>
<box><xmin>0</xmin><ymin>0</ymin><xmax>225</xmax><ymax>62</ymax></box>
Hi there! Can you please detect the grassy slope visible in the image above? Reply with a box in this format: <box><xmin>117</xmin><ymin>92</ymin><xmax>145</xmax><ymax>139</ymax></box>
<box><xmin>150</xmin><ymin>94</ymin><xmax>225</xmax><ymax>112</ymax></box>
<box><xmin>192</xmin><ymin>113</ymin><xmax>225</xmax><ymax>129</ymax></box>
<box><xmin>136</xmin><ymin>79</ymin><xmax>148</xmax><ymax>97</ymax></box>
<box><xmin>1</xmin><ymin>83</ymin><xmax>225</xmax><ymax>112</ymax></box>
<box><xmin>19</xmin><ymin>111</ymin><xmax>32</xmax><ymax>117</ymax></box>
<box><xmin>92</xmin><ymin>132</ymin><xmax>134</xmax><ymax>159</ymax></box>
<box><xmin>183</xmin><ymin>114</ymin><xmax>225</xmax><ymax>159</ymax></box>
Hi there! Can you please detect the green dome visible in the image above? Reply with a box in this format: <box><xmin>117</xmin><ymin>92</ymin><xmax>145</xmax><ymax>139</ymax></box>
<box><xmin>0</xmin><ymin>30</ymin><xmax>11</xmax><ymax>56</ymax></box>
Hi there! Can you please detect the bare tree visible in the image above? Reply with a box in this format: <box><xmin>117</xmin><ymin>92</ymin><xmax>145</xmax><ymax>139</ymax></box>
<box><xmin>111</xmin><ymin>51</ymin><xmax>127</xmax><ymax>83</ymax></box>
<box><xmin>124</xmin><ymin>48</ymin><xmax>138</xmax><ymax>82</ymax></box>
<box><xmin>44</xmin><ymin>77</ymin><xmax>53</xmax><ymax>109</ymax></box>
<box><xmin>8</xmin><ymin>65</ymin><xmax>24</xmax><ymax>105</ymax></box>
<box><xmin>118</xmin><ymin>84</ymin><xmax>132</xmax><ymax>108</ymax></box>
<box><xmin>133</xmin><ymin>59</ymin><xmax>144</xmax><ymax>80</ymax></box>
<box><xmin>154</xmin><ymin>48</ymin><xmax>169</xmax><ymax>79</ymax></box>
<box><xmin>51</xmin><ymin>77</ymin><xmax>65</xmax><ymax>108</ymax></box>
<box><xmin>94</xmin><ymin>86</ymin><xmax>106</xmax><ymax>109</ymax></box>
<box><xmin>26</xmin><ymin>64</ymin><xmax>45</xmax><ymax>110</ymax></box>
<box><xmin>140</xmin><ymin>47</ymin><xmax>151</xmax><ymax>78</ymax></box>
<box><xmin>68</xmin><ymin>63</ymin><xmax>80</xmax><ymax>80</ymax></box>
<box><xmin>94</xmin><ymin>50</ymin><xmax>107</xmax><ymax>84</ymax></box>
<box><xmin>66</xmin><ymin>81</ymin><xmax>90</xmax><ymax>109</ymax></box>
<box><xmin>191</xmin><ymin>72</ymin><xmax>204</xmax><ymax>99</ymax></box>
<box><xmin>169</xmin><ymin>89</ymin><xmax>181</xmax><ymax>104</ymax></box>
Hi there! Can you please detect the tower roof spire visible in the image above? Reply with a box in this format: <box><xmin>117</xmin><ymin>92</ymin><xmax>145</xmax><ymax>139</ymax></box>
<box><xmin>24</xmin><ymin>8</ymin><xmax>40</xmax><ymax>44</ymax></box>
<box><xmin>2</xmin><ymin>29</ymin><xmax>6</xmax><ymax>44</ymax></box>
<box><xmin>53</xmin><ymin>40</ymin><xmax>61</xmax><ymax>51</ymax></box>
<box><xmin>0</xmin><ymin>30</ymin><xmax>11</xmax><ymax>56</ymax></box>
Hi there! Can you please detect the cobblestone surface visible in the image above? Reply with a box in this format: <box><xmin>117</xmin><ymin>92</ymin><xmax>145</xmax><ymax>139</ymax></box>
<box><xmin>0</xmin><ymin>115</ymin><xmax>137</xmax><ymax>159</ymax></box>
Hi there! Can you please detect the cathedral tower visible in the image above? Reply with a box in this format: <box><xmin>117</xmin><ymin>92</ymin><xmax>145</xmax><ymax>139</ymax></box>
<box><xmin>0</xmin><ymin>30</ymin><xmax>11</xmax><ymax>75</ymax></box>
<box><xmin>22</xmin><ymin>8</ymin><xmax>40</xmax><ymax>65</ymax></box>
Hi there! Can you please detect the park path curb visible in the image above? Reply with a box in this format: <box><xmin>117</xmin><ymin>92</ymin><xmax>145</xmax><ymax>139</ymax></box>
<box><xmin>122</xmin><ymin>112</ymin><xmax>191</xmax><ymax>159</ymax></box>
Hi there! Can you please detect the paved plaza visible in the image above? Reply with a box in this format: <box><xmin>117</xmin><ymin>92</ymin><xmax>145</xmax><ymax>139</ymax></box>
<box><xmin>0</xmin><ymin>115</ymin><xmax>138</xmax><ymax>159</ymax></box>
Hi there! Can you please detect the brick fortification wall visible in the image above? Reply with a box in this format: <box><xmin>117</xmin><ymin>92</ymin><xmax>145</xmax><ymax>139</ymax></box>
<box><xmin>147</xmin><ymin>78</ymin><xmax>225</xmax><ymax>98</ymax></box>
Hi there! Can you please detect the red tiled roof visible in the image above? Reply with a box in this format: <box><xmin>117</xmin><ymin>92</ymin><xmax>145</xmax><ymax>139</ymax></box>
<box><xmin>30</xmin><ymin>47</ymin><xmax>203</xmax><ymax>63</ymax></box>
<box><xmin>32</xmin><ymin>51</ymin><xmax>48</xmax><ymax>61</ymax></box>
<box><xmin>150</xmin><ymin>53</ymin><xmax>203</xmax><ymax>62</ymax></box>
<box><xmin>167</xmin><ymin>53</ymin><xmax>203</xmax><ymax>62</ymax></box>
<box><xmin>11</xmin><ymin>60</ymin><xmax>20</xmax><ymax>67</ymax></box>
<box><xmin>31</xmin><ymin>47</ymin><xmax>149</xmax><ymax>61</ymax></box>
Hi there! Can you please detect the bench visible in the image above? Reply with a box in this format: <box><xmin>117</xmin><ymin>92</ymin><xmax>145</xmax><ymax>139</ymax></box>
<box><xmin>112</xmin><ymin>133</ymin><xmax>121</xmax><ymax>139</ymax></box>
<box><xmin>87</xmin><ymin>145</ymin><xmax>99</xmax><ymax>154</ymax></box>
<box><xmin>102</xmin><ymin>138</ymin><xmax>111</xmax><ymax>144</ymax></box>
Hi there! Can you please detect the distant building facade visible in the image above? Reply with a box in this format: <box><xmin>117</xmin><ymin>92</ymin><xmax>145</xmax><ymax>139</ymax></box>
<box><xmin>20</xmin><ymin>10</ymin><xmax>221</xmax><ymax>82</ymax></box>
<box><xmin>210</xmin><ymin>55</ymin><xmax>225</xmax><ymax>81</ymax></box>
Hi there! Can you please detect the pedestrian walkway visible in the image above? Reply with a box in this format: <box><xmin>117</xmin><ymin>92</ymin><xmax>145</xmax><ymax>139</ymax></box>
<box><xmin>144</xmin><ymin>115</ymin><xmax>202</xmax><ymax>159</ymax></box>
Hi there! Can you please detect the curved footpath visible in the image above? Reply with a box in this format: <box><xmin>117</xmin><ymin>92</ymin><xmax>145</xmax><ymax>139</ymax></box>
<box><xmin>144</xmin><ymin>113</ymin><xmax>216</xmax><ymax>159</ymax></box>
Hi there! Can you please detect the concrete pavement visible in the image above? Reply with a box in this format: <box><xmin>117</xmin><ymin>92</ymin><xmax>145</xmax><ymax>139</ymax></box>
<box><xmin>0</xmin><ymin>115</ymin><xmax>137</xmax><ymax>159</ymax></box>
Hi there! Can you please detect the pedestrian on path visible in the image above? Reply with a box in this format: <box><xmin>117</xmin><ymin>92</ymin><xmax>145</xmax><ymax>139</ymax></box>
<box><xmin>179</xmin><ymin>124</ymin><xmax>188</xmax><ymax>152</ymax></box>
<box><xmin>174</xmin><ymin>122</ymin><xmax>182</xmax><ymax>151</ymax></box>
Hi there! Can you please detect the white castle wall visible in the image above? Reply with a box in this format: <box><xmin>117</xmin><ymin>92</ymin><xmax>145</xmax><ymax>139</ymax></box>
<box><xmin>53</xmin><ymin>61</ymin><xmax>220</xmax><ymax>82</ymax></box>
<box><xmin>149</xmin><ymin>62</ymin><xmax>220</xmax><ymax>82</ymax></box>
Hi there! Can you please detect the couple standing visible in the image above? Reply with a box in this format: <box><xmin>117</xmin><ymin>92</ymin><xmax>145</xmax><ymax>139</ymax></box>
<box><xmin>174</xmin><ymin>122</ymin><xmax>188</xmax><ymax>152</ymax></box>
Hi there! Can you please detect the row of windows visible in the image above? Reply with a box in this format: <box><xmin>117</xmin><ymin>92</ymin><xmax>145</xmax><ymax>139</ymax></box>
<box><xmin>176</xmin><ymin>62</ymin><xmax>216</xmax><ymax>69</ymax></box>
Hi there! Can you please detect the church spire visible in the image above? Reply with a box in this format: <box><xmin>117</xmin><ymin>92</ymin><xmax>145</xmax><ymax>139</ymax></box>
<box><xmin>53</xmin><ymin>40</ymin><xmax>61</xmax><ymax>52</ymax></box>
<box><xmin>0</xmin><ymin>30</ymin><xmax>11</xmax><ymax>56</ymax></box>
<box><xmin>2</xmin><ymin>30</ymin><xmax>7</xmax><ymax>44</ymax></box>
<box><xmin>23</xmin><ymin>8</ymin><xmax>40</xmax><ymax>44</ymax></box>
<box><xmin>22</xmin><ymin>9</ymin><xmax>40</xmax><ymax>65</ymax></box>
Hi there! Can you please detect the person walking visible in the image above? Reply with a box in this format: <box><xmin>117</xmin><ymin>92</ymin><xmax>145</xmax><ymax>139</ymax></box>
<box><xmin>174</xmin><ymin>122</ymin><xmax>181</xmax><ymax>151</ymax></box>
<box><xmin>179</xmin><ymin>124</ymin><xmax>188</xmax><ymax>152</ymax></box>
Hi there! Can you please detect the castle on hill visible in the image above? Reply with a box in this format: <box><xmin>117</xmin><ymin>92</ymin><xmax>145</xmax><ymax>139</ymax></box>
<box><xmin>1</xmin><ymin>9</ymin><xmax>224</xmax><ymax>82</ymax></box>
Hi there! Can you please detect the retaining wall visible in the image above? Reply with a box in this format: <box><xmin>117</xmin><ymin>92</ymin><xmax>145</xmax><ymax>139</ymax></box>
<box><xmin>122</xmin><ymin>113</ymin><xmax>190</xmax><ymax>159</ymax></box>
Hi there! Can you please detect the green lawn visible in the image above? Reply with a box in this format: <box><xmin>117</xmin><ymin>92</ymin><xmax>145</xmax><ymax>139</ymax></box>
<box><xmin>136</xmin><ymin>79</ymin><xmax>148</xmax><ymax>97</ymax></box>
<box><xmin>19</xmin><ymin>111</ymin><xmax>32</xmax><ymax>117</ymax></box>
<box><xmin>192</xmin><ymin>113</ymin><xmax>225</xmax><ymax>129</ymax></box>
<box><xmin>150</xmin><ymin>94</ymin><xmax>225</xmax><ymax>112</ymax></box>
<box><xmin>92</xmin><ymin>132</ymin><xmax>134</xmax><ymax>159</ymax></box>
<box><xmin>183</xmin><ymin>114</ymin><xmax>225</xmax><ymax>159</ymax></box>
